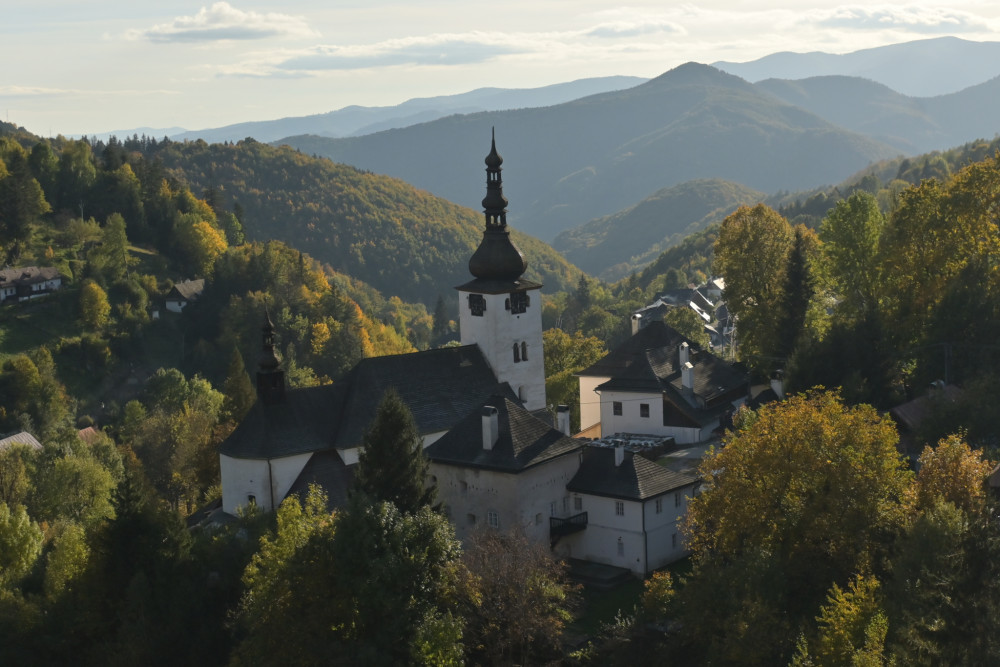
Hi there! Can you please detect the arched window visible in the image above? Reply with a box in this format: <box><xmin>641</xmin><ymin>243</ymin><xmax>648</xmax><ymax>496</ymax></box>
<box><xmin>513</xmin><ymin>343</ymin><xmax>520</xmax><ymax>362</ymax></box>
<box><xmin>521</xmin><ymin>341</ymin><xmax>528</xmax><ymax>360</ymax></box>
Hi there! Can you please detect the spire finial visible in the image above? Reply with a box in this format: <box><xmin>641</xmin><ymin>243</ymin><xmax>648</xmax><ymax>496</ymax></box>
<box><xmin>468</xmin><ymin>131</ymin><xmax>527</xmax><ymax>281</ymax></box>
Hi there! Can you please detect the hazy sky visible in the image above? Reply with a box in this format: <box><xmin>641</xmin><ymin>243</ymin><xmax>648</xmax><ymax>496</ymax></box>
<box><xmin>4</xmin><ymin>1</ymin><xmax>999</xmax><ymax>137</ymax></box>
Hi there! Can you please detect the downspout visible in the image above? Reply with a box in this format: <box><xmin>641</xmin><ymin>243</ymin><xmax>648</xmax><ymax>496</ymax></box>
<box><xmin>642</xmin><ymin>498</ymin><xmax>648</xmax><ymax>577</ymax></box>
<box><xmin>267</xmin><ymin>458</ymin><xmax>275</xmax><ymax>510</ymax></box>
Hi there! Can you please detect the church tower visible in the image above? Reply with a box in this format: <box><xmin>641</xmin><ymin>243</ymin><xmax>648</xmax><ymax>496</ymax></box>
<box><xmin>256</xmin><ymin>310</ymin><xmax>286</xmax><ymax>405</ymax></box>
<box><xmin>457</xmin><ymin>131</ymin><xmax>545</xmax><ymax>411</ymax></box>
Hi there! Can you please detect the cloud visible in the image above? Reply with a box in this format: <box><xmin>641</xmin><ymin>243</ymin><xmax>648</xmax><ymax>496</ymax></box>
<box><xmin>129</xmin><ymin>2</ymin><xmax>317</xmax><ymax>43</ymax></box>
<box><xmin>814</xmin><ymin>5</ymin><xmax>988</xmax><ymax>33</ymax></box>
<box><xmin>0</xmin><ymin>85</ymin><xmax>177</xmax><ymax>98</ymax></box>
<box><xmin>587</xmin><ymin>19</ymin><xmax>684</xmax><ymax>39</ymax></box>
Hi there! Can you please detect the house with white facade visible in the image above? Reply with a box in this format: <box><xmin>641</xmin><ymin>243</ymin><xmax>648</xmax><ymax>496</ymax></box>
<box><xmin>578</xmin><ymin>321</ymin><xmax>748</xmax><ymax>443</ymax></box>
<box><xmin>164</xmin><ymin>278</ymin><xmax>205</xmax><ymax>313</ymax></box>
<box><xmin>0</xmin><ymin>266</ymin><xmax>63</xmax><ymax>303</ymax></box>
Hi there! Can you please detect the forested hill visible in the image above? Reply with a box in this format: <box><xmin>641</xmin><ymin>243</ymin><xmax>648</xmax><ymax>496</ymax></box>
<box><xmin>553</xmin><ymin>179</ymin><xmax>764</xmax><ymax>280</ymax></box>
<box><xmin>278</xmin><ymin>62</ymin><xmax>898</xmax><ymax>241</ymax></box>
<box><xmin>143</xmin><ymin>139</ymin><xmax>581</xmax><ymax>305</ymax></box>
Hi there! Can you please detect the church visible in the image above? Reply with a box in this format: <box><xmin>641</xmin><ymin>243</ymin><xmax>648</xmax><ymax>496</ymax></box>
<box><xmin>218</xmin><ymin>133</ymin><xmax>702</xmax><ymax>576</ymax></box>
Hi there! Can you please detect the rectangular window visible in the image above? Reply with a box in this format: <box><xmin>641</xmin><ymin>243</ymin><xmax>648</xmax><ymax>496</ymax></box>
<box><xmin>550</xmin><ymin>501</ymin><xmax>557</xmax><ymax>517</ymax></box>
<box><xmin>574</xmin><ymin>496</ymin><xmax>582</xmax><ymax>511</ymax></box>
<box><xmin>675</xmin><ymin>492</ymin><xmax>681</xmax><ymax>507</ymax></box>
<box><xmin>617</xmin><ymin>539</ymin><xmax>624</xmax><ymax>556</ymax></box>
<box><xmin>672</xmin><ymin>533</ymin><xmax>678</xmax><ymax>549</ymax></box>
<box><xmin>487</xmin><ymin>511</ymin><xmax>499</xmax><ymax>529</ymax></box>
<box><xmin>535</xmin><ymin>513</ymin><xmax>542</xmax><ymax>525</ymax></box>
<box><xmin>563</xmin><ymin>497</ymin><xmax>569</xmax><ymax>514</ymax></box>
<box><xmin>467</xmin><ymin>513</ymin><xmax>476</xmax><ymax>525</ymax></box>
<box><xmin>509</xmin><ymin>291</ymin><xmax>528</xmax><ymax>314</ymax></box>
<box><xmin>615</xmin><ymin>500</ymin><xmax>624</xmax><ymax>516</ymax></box>
<box><xmin>655</xmin><ymin>497</ymin><xmax>663</xmax><ymax>514</ymax></box>
<box><xmin>640</xmin><ymin>403</ymin><xmax>650</xmax><ymax>418</ymax></box>
<box><xmin>613</xmin><ymin>401</ymin><xmax>623</xmax><ymax>416</ymax></box>
<box><xmin>460</xmin><ymin>481</ymin><xmax>468</xmax><ymax>495</ymax></box>
<box><xmin>468</xmin><ymin>293</ymin><xmax>486</xmax><ymax>316</ymax></box>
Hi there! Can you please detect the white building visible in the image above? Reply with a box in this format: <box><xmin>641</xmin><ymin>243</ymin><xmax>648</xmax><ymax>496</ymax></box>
<box><xmin>0</xmin><ymin>266</ymin><xmax>63</xmax><ymax>303</ymax></box>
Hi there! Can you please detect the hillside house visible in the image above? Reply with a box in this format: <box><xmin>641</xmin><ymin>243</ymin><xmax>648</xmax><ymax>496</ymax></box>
<box><xmin>0</xmin><ymin>266</ymin><xmax>63</xmax><ymax>303</ymax></box>
<box><xmin>164</xmin><ymin>279</ymin><xmax>205</xmax><ymax>313</ymax></box>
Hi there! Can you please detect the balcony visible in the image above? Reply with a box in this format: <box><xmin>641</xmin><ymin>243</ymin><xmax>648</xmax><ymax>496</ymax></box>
<box><xmin>549</xmin><ymin>512</ymin><xmax>588</xmax><ymax>544</ymax></box>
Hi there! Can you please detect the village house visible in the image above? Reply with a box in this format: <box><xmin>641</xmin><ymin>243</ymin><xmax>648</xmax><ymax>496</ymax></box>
<box><xmin>0</xmin><ymin>266</ymin><xmax>63</xmax><ymax>303</ymax></box>
<box><xmin>164</xmin><ymin>278</ymin><xmax>205</xmax><ymax>313</ymax></box>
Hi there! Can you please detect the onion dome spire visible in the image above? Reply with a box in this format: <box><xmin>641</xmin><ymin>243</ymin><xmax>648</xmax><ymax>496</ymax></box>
<box><xmin>258</xmin><ymin>309</ymin><xmax>281</xmax><ymax>371</ymax></box>
<box><xmin>468</xmin><ymin>129</ymin><xmax>527</xmax><ymax>281</ymax></box>
<box><xmin>256</xmin><ymin>308</ymin><xmax>286</xmax><ymax>405</ymax></box>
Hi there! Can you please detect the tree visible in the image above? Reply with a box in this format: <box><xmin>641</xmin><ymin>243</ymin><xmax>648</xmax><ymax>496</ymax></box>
<box><xmin>908</xmin><ymin>434</ymin><xmax>993</xmax><ymax>516</ymax></box>
<box><xmin>713</xmin><ymin>204</ymin><xmax>793</xmax><ymax>363</ymax></box>
<box><xmin>79</xmin><ymin>279</ymin><xmax>111</xmax><ymax>331</ymax></box>
<box><xmin>778</xmin><ymin>224</ymin><xmax>819</xmax><ymax>357</ymax></box>
<box><xmin>31</xmin><ymin>454</ymin><xmax>115</xmax><ymax>528</ymax></box>
<box><xmin>458</xmin><ymin>528</ymin><xmax>574</xmax><ymax>665</ymax></box>
<box><xmin>352</xmin><ymin>389</ymin><xmax>435</xmax><ymax>514</ymax></box>
<box><xmin>0</xmin><ymin>502</ymin><xmax>43</xmax><ymax>588</ymax></box>
<box><xmin>662</xmin><ymin>306</ymin><xmax>711</xmax><ymax>349</ymax></box>
<box><xmin>44</xmin><ymin>521</ymin><xmax>90</xmax><ymax>598</ymax></box>
<box><xmin>680</xmin><ymin>390</ymin><xmax>910</xmax><ymax>663</ymax></box>
<box><xmin>543</xmin><ymin>328</ymin><xmax>607</xmax><ymax>432</ymax></box>
<box><xmin>175</xmin><ymin>214</ymin><xmax>227</xmax><ymax>276</ymax></box>
<box><xmin>221</xmin><ymin>346</ymin><xmax>255</xmax><ymax>423</ymax></box>
<box><xmin>793</xmin><ymin>575</ymin><xmax>889</xmax><ymax>667</ymax></box>
<box><xmin>0</xmin><ymin>144</ymin><xmax>51</xmax><ymax>263</ymax></box>
<box><xmin>0</xmin><ymin>443</ymin><xmax>32</xmax><ymax>509</ymax></box>
<box><xmin>93</xmin><ymin>213</ymin><xmax>133</xmax><ymax>283</ymax></box>
<box><xmin>818</xmin><ymin>192</ymin><xmax>885</xmax><ymax>323</ymax></box>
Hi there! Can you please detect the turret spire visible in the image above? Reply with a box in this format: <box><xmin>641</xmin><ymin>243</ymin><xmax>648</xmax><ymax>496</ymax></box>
<box><xmin>256</xmin><ymin>309</ymin><xmax>286</xmax><ymax>405</ymax></box>
<box><xmin>468</xmin><ymin>129</ymin><xmax>527</xmax><ymax>282</ymax></box>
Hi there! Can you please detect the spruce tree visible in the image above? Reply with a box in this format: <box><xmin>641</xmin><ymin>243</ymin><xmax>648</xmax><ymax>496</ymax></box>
<box><xmin>221</xmin><ymin>346</ymin><xmax>255</xmax><ymax>422</ymax></box>
<box><xmin>352</xmin><ymin>389</ymin><xmax>435</xmax><ymax>514</ymax></box>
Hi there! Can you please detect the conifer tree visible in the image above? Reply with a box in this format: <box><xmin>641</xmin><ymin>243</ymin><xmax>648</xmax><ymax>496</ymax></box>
<box><xmin>352</xmin><ymin>389</ymin><xmax>435</xmax><ymax>514</ymax></box>
<box><xmin>221</xmin><ymin>346</ymin><xmax>255</xmax><ymax>423</ymax></box>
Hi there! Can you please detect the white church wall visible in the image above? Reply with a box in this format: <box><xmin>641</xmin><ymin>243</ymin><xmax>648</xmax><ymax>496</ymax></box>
<box><xmin>577</xmin><ymin>375</ymin><xmax>608</xmax><ymax>434</ymax></box>
<box><xmin>220</xmin><ymin>451</ymin><xmax>312</xmax><ymax>514</ymax></box>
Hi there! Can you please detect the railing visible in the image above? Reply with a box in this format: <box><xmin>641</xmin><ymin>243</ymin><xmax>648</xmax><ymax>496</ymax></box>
<box><xmin>550</xmin><ymin>512</ymin><xmax>588</xmax><ymax>539</ymax></box>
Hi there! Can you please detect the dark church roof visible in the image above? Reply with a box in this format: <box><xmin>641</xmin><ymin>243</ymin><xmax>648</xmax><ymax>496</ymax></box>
<box><xmin>568</xmin><ymin>447</ymin><xmax>698</xmax><ymax>501</ymax></box>
<box><xmin>220</xmin><ymin>344</ymin><xmax>504</xmax><ymax>460</ymax></box>
<box><xmin>578</xmin><ymin>321</ymin><xmax>687</xmax><ymax>378</ymax></box>
<box><xmin>286</xmin><ymin>449</ymin><xmax>354</xmax><ymax>510</ymax></box>
<box><xmin>426</xmin><ymin>394</ymin><xmax>583</xmax><ymax>473</ymax></box>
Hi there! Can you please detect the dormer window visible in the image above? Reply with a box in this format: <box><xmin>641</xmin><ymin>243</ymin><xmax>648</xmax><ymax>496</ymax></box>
<box><xmin>509</xmin><ymin>291</ymin><xmax>529</xmax><ymax>314</ymax></box>
<box><xmin>468</xmin><ymin>293</ymin><xmax>486</xmax><ymax>316</ymax></box>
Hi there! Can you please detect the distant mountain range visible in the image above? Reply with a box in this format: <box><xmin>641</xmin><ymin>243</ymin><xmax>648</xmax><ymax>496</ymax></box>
<box><xmin>714</xmin><ymin>36</ymin><xmax>1000</xmax><ymax>97</ymax></box>
<box><xmin>278</xmin><ymin>63</ymin><xmax>897</xmax><ymax>241</ymax></box>
<box><xmin>160</xmin><ymin>76</ymin><xmax>646</xmax><ymax>144</ymax></box>
<box><xmin>553</xmin><ymin>179</ymin><xmax>764</xmax><ymax>281</ymax></box>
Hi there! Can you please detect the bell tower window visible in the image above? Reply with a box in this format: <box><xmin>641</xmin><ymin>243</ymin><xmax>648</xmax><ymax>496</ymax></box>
<box><xmin>513</xmin><ymin>343</ymin><xmax>520</xmax><ymax>362</ymax></box>
<box><xmin>509</xmin><ymin>291</ymin><xmax>528</xmax><ymax>314</ymax></box>
<box><xmin>468</xmin><ymin>293</ymin><xmax>486</xmax><ymax>316</ymax></box>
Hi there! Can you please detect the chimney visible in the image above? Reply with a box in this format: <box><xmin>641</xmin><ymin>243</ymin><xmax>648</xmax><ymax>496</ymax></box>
<box><xmin>614</xmin><ymin>445</ymin><xmax>625</xmax><ymax>467</ymax></box>
<box><xmin>631</xmin><ymin>313</ymin><xmax>642</xmax><ymax>335</ymax></box>
<box><xmin>770</xmin><ymin>370</ymin><xmax>785</xmax><ymax>400</ymax></box>
<box><xmin>682</xmin><ymin>361</ymin><xmax>695</xmax><ymax>391</ymax></box>
<box><xmin>556</xmin><ymin>405</ymin><xmax>571</xmax><ymax>436</ymax></box>
<box><xmin>481</xmin><ymin>406</ymin><xmax>499</xmax><ymax>450</ymax></box>
<box><xmin>679</xmin><ymin>341</ymin><xmax>689</xmax><ymax>367</ymax></box>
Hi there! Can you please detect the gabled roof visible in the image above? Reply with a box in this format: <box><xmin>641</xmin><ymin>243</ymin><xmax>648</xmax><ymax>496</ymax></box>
<box><xmin>219</xmin><ymin>344</ymin><xmax>506</xmax><ymax>461</ymax></box>
<box><xmin>578</xmin><ymin>321</ymin><xmax>687</xmax><ymax>378</ymax></box>
<box><xmin>0</xmin><ymin>266</ymin><xmax>61</xmax><ymax>288</ymax></box>
<box><xmin>567</xmin><ymin>446</ymin><xmax>698</xmax><ymax>501</ymax></box>
<box><xmin>0</xmin><ymin>431</ymin><xmax>43</xmax><ymax>451</ymax></box>
<box><xmin>167</xmin><ymin>278</ymin><xmax>205</xmax><ymax>301</ymax></box>
<box><xmin>286</xmin><ymin>449</ymin><xmax>355</xmax><ymax>510</ymax></box>
<box><xmin>426</xmin><ymin>394</ymin><xmax>583</xmax><ymax>473</ymax></box>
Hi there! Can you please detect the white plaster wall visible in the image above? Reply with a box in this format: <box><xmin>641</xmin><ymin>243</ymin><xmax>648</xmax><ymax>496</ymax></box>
<box><xmin>598</xmin><ymin>389</ymin><xmax>663</xmax><ymax>436</ymax></box>
<box><xmin>643</xmin><ymin>484</ymin><xmax>697</xmax><ymax>570</ymax></box>
<box><xmin>577</xmin><ymin>375</ymin><xmax>608</xmax><ymax>433</ymax></box>
<box><xmin>220</xmin><ymin>452</ymin><xmax>313</xmax><ymax>514</ymax></box>
<box><xmin>458</xmin><ymin>288</ymin><xmax>545</xmax><ymax>411</ymax></box>
<box><xmin>341</xmin><ymin>431</ymin><xmax>446</xmax><ymax>467</ymax></box>
<box><xmin>165</xmin><ymin>300</ymin><xmax>184</xmax><ymax>313</ymax></box>
<box><xmin>566</xmin><ymin>495</ymin><xmax>647</xmax><ymax>575</ymax></box>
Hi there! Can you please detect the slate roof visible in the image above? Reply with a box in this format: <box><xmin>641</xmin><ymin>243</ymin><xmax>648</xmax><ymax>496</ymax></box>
<box><xmin>426</xmin><ymin>394</ymin><xmax>583</xmax><ymax>473</ymax></box>
<box><xmin>219</xmin><ymin>344</ymin><xmax>505</xmax><ymax>460</ymax></box>
<box><xmin>286</xmin><ymin>449</ymin><xmax>355</xmax><ymax>510</ymax></box>
<box><xmin>167</xmin><ymin>278</ymin><xmax>205</xmax><ymax>302</ymax></box>
<box><xmin>455</xmin><ymin>276</ymin><xmax>543</xmax><ymax>295</ymax></box>
<box><xmin>567</xmin><ymin>446</ymin><xmax>698</xmax><ymax>501</ymax></box>
<box><xmin>578</xmin><ymin>321</ymin><xmax>687</xmax><ymax>378</ymax></box>
<box><xmin>219</xmin><ymin>383</ymin><xmax>343</xmax><ymax>459</ymax></box>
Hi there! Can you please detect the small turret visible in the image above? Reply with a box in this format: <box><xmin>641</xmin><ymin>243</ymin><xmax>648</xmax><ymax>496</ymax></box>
<box><xmin>468</xmin><ymin>129</ymin><xmax>528</xmax><ymax>282</ymax></box>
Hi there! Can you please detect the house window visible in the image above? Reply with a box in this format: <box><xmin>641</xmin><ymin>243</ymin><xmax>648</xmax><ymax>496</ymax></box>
<box><xmin>509</xmin><ymin>291</ymin><xmax>528</xmax><ymax>314</ymax></box>
<box><xmin>521</xmin><ymin>341</ymin><xmax>528</xmax><ymax>361</ymax></box>
<box><xmin>613</xmin><ymin>401</ymin><xmax>622</xmax><ymax>416</ymax></box>
<box><xmin>535</xmin><ymin>513</ymin><xmax>542</xmax><ymax>525</ymax></box>
<box><xmin>563</xmin><ymin>496</ymin><xmax>569</xmax><ymax>514</ymax></box>
<box><xmin>513</xmin><ymin>343</ymin><xmax>520</xmax><ymax>362</ymax></box>
<box><xmin>550</xmin><ymin>501</ymin><xmax>557</xmax><ymax>516</ymax></box>
<box><xmin>247</xmin><ymin>494</ymin><xmax>256</xmax><ymax>505</ymax></box>
<box><xmin>574</xmin><ymin>496</ymin><xmax>582</xmax><ymax>511</ymax></box>
<box><xmin>487</xmin><ymin>510</ymin><xmax>499</xmax><ymax>529</ymax></box>
<box><xmin>617</xmin><ymin>537</ymin><xmax>624</xmax><ymax>557</ymax></box>
<box><xmin>672</xmin><ymin>533</ymin><xmax>678</xmax><ymax>549</ymax></box>
<box><xmin>675</xmin><ymin>492</ymin><xmax>681</xmax><ymax>507</ymax></box>
<box><xmin>615</xmin><ymin>501</ymin><xmax>625</xmax><ymax>516</ymax></box>
<box><xmin>460</xmin><ymin>481</ymin><xmax>468</xmax><ymax>495</ymax></box>
<box><xmin>467</xmin><ymin>513</ymin><xmax>476</xmax><ymax>525</ymax></box>
<box><xmin>468</xmin><ymin>293</ymin><xmax>485</xmax><ymax>316</ymax></box>
<box><xmin>655</xmin><ymin>497</ymin><xmax>663</xmax><ymax>514</ymax></box>
<box><xmin>640</xmin><ymin>403</ymin><xmax>650</xmax><ymax>418</ymax></box>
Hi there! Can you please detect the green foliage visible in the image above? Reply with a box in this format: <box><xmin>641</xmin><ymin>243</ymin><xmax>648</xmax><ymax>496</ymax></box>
<box><xmin>543</xmin><ymin>328</ymin><xmax>607</xmax><ymax>431</ymax></box>
<box><xmin>221</xmin><ymin>346</ymin><xmax>255</xmax><ymax>423</ymax></box>
<box><xmin>353</xmin><ymin>388</ymin><xmax>435</xmax><ymax>514</ymax></box>
<box><xmin>31</xmin><ymin>453</ymin><xmax>115</xmax><ymax>528</ymax></box>
<box><xmin>818</xmin><ymin>192</ymin><xmax>886</xmax><ymax>323</ymax></box>
<box><xmin>44</xmin><ymin>521</ymin><xmax>89</xmax><ymax>598</ymax></box>
<box><xmin>0</xmin><ymin>502</ymin><xmax>42</xmax><ymax>588</ymax></box>
<box><xmin>662</xmin><ymin>306</ymin><xmax>711</xmax><ymax>349</ymax></box>
<box><xmin>79</xmin><ymin>279</ymin><xmax>111</xmax><ymax>331</ymax></box>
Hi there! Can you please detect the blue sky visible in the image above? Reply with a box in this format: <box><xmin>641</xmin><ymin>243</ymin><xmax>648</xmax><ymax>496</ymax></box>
<box><xmin>3</xmin><ymin>1</ymin><xmax>998</xmax><ymax>136</ymax></box>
